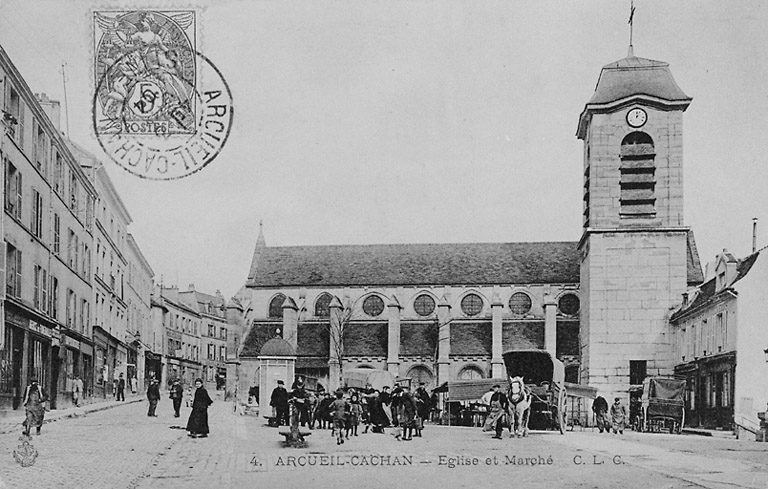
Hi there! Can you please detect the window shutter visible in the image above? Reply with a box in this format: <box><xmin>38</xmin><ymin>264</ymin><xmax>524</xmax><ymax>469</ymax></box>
<box><xmin>15</xmin><ymin>249</ymin><xmax>22</xmax><ymax>298</ymax></box>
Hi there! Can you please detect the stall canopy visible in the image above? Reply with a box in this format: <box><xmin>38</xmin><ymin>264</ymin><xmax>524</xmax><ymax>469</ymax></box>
<box><xmin>342</xmin><ymin>368</ymin><xmax>396</xmax><ymax>391</ymax></box>
<box><xmin>446</xmin><ymin>378</ymin><xmax>508</xmax><ymax>401</ymax></box>
<box><xmin>564</xmin><ymin>382</ymin><xmax>597</xmax><ymax>399</ymax></box>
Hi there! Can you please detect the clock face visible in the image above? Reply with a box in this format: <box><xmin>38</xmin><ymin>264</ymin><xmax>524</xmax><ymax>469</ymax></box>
<box><xmin>627</xmin><ymin>108</ymin><xmax>647</xmax><ymax>128</ymax></box>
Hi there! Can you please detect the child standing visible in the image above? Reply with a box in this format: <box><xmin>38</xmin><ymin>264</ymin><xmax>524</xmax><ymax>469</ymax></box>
<box><xmin>347</xmin><ymin>393</ymin><xmax>362</xmax><ymax>438</ymax></box>
<box><xmin>331</xmin><ymin>390</ymin><xmax>349</xmax><ymax>445</ymax></box>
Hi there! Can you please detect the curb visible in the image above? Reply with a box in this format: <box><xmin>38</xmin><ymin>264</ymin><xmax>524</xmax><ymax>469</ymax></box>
<box><xmin>0</xmin><ymin>398</ymin><xmax>143</xmax><ymax>435</ymax></box>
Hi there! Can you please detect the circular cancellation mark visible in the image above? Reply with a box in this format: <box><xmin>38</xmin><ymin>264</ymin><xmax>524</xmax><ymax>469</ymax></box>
<box><xmin>92</xmin><ymin>49</ymin><xmax>233</xmax><ymax>180</ymax></box>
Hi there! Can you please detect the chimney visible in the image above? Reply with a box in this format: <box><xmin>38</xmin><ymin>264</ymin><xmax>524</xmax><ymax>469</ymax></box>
<box><xmin>753</xmin><ymin>218</ymin><xmax>758</xmax><ymax>253</ymax></box>
<box><xmin>188</xmin><ymin>283</ymin><xmax>195</xmax><ymax>291</ymax></box>
<box><xmin>35</xmin><ymin>93</ymin><xmax>61</xmax><ymax>131</ymax></box>
<box><xmin>682</xmin><ymin>292</ymin><xmax>688</xmax><ymax>306</ymax></box>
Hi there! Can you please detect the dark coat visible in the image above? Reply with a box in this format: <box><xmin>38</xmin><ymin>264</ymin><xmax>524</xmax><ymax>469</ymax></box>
<box><xmin>414</xmin><ymin>387</ymin><xmax>431</xmax><ymax>418</ymax></box>
<box><xmin>592</xmin><ymin>396</ymin><xmax>608</xmax><ymax>413</ymax></box>
<box><xmin>490</xmin><ymin>391</ymin><xmax>509</xmax><ymax>410</ymax></box>
<box><xmin>270</xmin><ymin>386</ymin><xmax>288</xmax><ymax>408</ymax></box>
<box><xmin>170</xmin><ymin>384</ymin><xmax>184</xmax><ymax>400</ymax></box>
<box><xmin>186</xmin><ymin>387</ymin><xmax>213</xmax><ymax>435</ymax></box>
<box><xmin>147</xmin><ymin>383</ymin><xmax>161</xmax><ymax>401</ymax></box>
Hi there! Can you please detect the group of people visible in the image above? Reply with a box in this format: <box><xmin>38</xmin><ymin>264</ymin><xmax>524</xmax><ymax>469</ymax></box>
<box><xmin>592</xmin><ymin>395</ymin><xmax>627</xmax><ymax>434</ymax></box>
<box><xmin>146</xmin><ymin>377</ymin><xmax>214</xmax><ymax>438</ymax></box>
<box><xmin>269</xmin><ymin>378</ymin><xmax>433</xmax><ymax>444</ymax></box>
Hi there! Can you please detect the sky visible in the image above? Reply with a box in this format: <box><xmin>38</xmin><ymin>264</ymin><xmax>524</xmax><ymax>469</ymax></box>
<box><xmin>1</xmin><ymin>0</ymin><xmax>767</xmax><ymax>298</ymax></box>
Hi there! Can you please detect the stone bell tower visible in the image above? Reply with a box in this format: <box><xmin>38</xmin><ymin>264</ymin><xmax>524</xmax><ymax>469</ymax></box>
<box><xmin>576</xmin><ymin>50</ymin><xmax>698</xmax><ymax>401</ymax></box>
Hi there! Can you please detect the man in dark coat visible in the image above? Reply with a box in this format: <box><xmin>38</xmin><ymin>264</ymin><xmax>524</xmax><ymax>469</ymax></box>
<box><xmin>270</xmin><ymin>380</ymin><xmax>289</xmax><ymax>426</ymax></box>
<box><xmin>398</xmin><ymin>386</ymin><xmax>418</xmax><ymax>441</ymax></box>
<box><xmin>186</xmin><ymin>378</ymin><xmax>213</xmax><ymax>438</ymax></box>
<box><xmin>489</xmin><ymin>384</ymin><xmax>509</xmax><ymax>439</ymax></box>
<box><xmin>289</xmin><ymin>376</ymin><xmax>309</xmax><ymax>427</ymax></box>
<box><xmin>414</xmin><ymin>382</ymin><xmax>431</xmax><ymax>436</ymax></box>
<box><xmin>592</xmin><ymin>395</ymin><xmax>609</xmax><ymax>433</ymax></box>
<box><xmin>146</xmin><ymin>379</ymin><xmax>160</xmax><ymax>417</ymax></box>
<box><xmin>169</xmin><ymin>379</ymin><xmax>184</xmax><ymax>417</ymax></box>
<box><xmin>116</xmin><ymin>373</ymin><xmax>125</xmax><ymax>401</ymax></box>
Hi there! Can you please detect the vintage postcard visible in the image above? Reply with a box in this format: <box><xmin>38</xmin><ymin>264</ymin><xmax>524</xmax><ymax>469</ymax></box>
<box><xmin>0</xmin><ymin>1</ymin><xmax>767</xmax><ymax>488</ymax></box>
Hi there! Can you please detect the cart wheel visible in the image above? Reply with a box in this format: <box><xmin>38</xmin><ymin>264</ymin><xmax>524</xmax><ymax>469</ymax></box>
<box><xmin>557</xmin><ymin>390</ymin><xmax>566</xmax><ymax>435</ymax></box>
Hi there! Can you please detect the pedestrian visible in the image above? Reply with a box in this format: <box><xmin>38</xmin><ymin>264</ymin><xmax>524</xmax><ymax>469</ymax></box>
<box><xmin>186</xmin><ymin>378</ymin><xmax>213</xmax><ymax>438</ymax></box>
<box><xmin>414</xmin><ymin>382</ymin><xmax>431</xmax><ymax>437</ymax></box>
<box><xmin>347</xmin><ymin>393</ymin><xmax>362</xmax><ymax>437</ymax></box>
<box><xmin>72</xmin><ymin>375</ymin><xmax>84</xmax><ymax>407</ymax></box>
<box><xmin>397</xmin><ymin>385</ymin><xmax>418</xmax><ymax>441</ymax></box>
<box><xmin>131</xmin><ymin>375</ymin><xmax>138</xmax><ymax>395</ymax></box>
<box><xmin>330</xmin><ymin>390</ymin><xmax>349</xmax><ymax>445</ymax></box>
<box><xmin>592</xmin><ymin>395</ymin><xmax>609</xmax><ymax>433</ymax></box>
<box><xmin>22</xmin><ymin>378</ymin><xmax>48</xmax><ymax>436</ymax></box>
<box><xmin>147</xmin><ymin>379</ymin><xmax>160</xmax><ymax>417</ymax></box>
<box><xmin>170</xmin><ymin>379</ymin><xmax>184</xmax><ymax>417</ymax></box>
<box><xmin>484</xmin><ymin>384</ymin><xmax>509</xmax><ymax>440</ymax></box>
<box><xmin>289</xmin><ymin>376</ymin><xmax>310</xmax><ymax>427</ymax></box>
<box><xmin>610</xmin><ymin>397</ymin><xmax>627</xmax><ymax>435</ymax></box>
<box><xmin>116</xmin><ymin>373</ymin><xmax>126</xmax><ymax>401</ymax></box>
<box><xmin>270</xmin><ymin>380</ymin><xmax>289</xmax><ymax>426</ymax></box>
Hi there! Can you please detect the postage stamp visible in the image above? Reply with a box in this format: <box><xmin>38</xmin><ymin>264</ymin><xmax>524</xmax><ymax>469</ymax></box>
<box><xmin>91</xmin><ymin>9</ymin><xmax>233</xmax><ymax>180</ymax></box>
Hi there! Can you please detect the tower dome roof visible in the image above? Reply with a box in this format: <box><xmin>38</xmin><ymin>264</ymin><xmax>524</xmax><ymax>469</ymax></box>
<box><xmin>259</xmin><ymin>337</ymin><xmax>295</xmax><ymax>357</ymax></box>
<box><xmin>588</xmin><ymin>56</ymin><xmax>690</xmax><ymax>106</ymax></box>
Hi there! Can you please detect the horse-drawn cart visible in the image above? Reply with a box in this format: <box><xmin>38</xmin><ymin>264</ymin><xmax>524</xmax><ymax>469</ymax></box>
<box><xmin>634</xmin><ymin>377</ymin><xmax>685</xmax><ymax>434</ymax></box>
<box><xmin>503</xmin><ymin>349</ymin><xmax>567</xmax><ymax>434</ymax></box>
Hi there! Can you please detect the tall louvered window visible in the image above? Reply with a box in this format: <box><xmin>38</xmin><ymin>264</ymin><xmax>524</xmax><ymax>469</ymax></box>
<box><xmin>619</xmin><ymin>132</ymin><xmax>655</xmax><ymax>218</ymax></box>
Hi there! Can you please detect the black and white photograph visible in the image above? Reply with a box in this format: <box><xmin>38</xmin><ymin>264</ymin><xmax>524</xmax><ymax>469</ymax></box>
<box><xmin>0</xmin><ymin>1</ymin><xmax>767</xmax><ymax>488</ymax></box>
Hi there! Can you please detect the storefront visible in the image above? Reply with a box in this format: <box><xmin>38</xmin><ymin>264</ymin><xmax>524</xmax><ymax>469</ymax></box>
<box><xmin>1</xmin><ymin>303</ymin><xmax>54</xmax><ymax>413</ymax></box>
<box><xmin>59</xmin><ymin>330</ymin><xmax>94</xmax><ymax>408</ymax></box>
<box><xmin>92</xmin><ymin>326</ymin><xmax>123</xmax><ymax>399</ymax></box>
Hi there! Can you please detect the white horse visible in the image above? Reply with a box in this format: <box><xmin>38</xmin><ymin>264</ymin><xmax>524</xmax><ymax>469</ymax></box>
<box><xmin>507</xmin><ymin>376</ymin><xmax>531</xmax><ymax>438</ymax></box>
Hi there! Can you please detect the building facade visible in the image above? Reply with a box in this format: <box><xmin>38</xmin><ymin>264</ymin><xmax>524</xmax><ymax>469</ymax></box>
<box><xmin>178</xmin><ymin>286</ymin><xmax>227</xmax><ymax>391</ymax></box>
<box><xmin>1</xmin><ymin>46</ymin><xmax>98</xmax><ymax>413</ymax></box>
<box><xmin>154</xmin><ymin>286</ymin><xmax>202</xmax><ymax>389</ymax></box>
<box><xmin>229</xmin><ymin>229</ymin><xmax>582</xmax><ymax>397</ymax></box>
<box><xmin>69</xmin><ymin>142</ymin><xmax>133</xmax><ymax>399</ymax></box>
<box><xmin>126</xmin><ymin>233</ymin><xmax>154</xmax><ymax>393</ymax></box>
<box><xmin>670</xmin><ymin>249</ymin><xmax>768</xmax><ymax>431</ymax></box>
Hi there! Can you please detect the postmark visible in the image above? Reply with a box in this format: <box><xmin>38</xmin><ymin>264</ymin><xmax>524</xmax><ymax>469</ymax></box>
<box><xmin>92</xmin><ymin>9</ymin><xmax>233</xmax><ymax>180</ymax></box>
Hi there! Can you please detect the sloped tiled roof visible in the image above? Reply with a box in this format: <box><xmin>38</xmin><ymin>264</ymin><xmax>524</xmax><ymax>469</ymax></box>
<box><xmin>246</xmin><ymin>241</ymin><xmax>580</xmax><ymax>287</ymax></box>
<box><xmin>686</xmin><ymin>230</ymin><xmax>704</xmax><ymax>285</ymax></box>
<box><xmin>670</xmin><ymin>251</ymin><xmax>760</xmax><ymax>322</ymax></box>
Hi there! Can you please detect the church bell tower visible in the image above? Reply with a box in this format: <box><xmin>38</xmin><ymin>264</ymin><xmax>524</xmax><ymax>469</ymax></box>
<box><xmin>577</xmin><ymin>51</ymin><xmax>697</xmax><ymax>400</ymax></box>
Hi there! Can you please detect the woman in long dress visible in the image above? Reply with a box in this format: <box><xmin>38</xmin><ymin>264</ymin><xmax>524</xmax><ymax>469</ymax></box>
<box><xmin>23</xmin><ymin>378</ymin><xmax>48</xmax><ymax>436</ymax></box>
<box><xmin>186</xmin><ymin>378</ymin><xmax>213</xmax><ymax>438</ymax></box>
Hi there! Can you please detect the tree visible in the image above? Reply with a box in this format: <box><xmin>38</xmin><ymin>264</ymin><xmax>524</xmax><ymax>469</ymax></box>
<box><xmin>327</xmin><ymin>296</ymin><xmax>355</xmax><ymax>389</ymax></box>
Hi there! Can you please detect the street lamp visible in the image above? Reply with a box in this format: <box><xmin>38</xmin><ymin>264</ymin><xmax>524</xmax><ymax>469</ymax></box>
<box><xmin>764</xmin><ymin>348</ymin><xmax>768</xmax><ymax>363</ymax></box>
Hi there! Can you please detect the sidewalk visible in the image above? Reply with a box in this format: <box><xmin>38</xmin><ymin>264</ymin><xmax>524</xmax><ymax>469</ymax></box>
<box><xmin>0</xmin><ymin>395</ymin><xmax>144</xmax><ymax>435</ymax></box>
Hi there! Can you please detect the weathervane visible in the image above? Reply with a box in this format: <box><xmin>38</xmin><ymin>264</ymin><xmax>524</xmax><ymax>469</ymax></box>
<box><xmin>628</xmin><ymin>0</ymin><xmax>636</xmax><ymax>57</ymax></box>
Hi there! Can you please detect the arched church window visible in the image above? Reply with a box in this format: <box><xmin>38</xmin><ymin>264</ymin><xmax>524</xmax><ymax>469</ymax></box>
<box><xmin>558</xmin><ymin>293</ymin><xmax>580</xmax><ymax>316</ymax></box>
<box><xmin>363</xmin><ymin>295</ymin><xmax>384</xmax><ymax>317</ymax></box>
<box><xmin>619</xmin><ymin>131</ymin><xmax>656</xmax><ymax>218</ymax></box>
<box><xmin>509</xmin><ymin>292</ymin><xmax>532</xmax><ymax>315</ymax></box>
<box><xmin>268</xmin><ymin>294</ymin><xmax>285</xmax><ymax>318</ymax></box>
<box><xmin>461</xmin><ymin>293</ymin><xmax>483</xmax><ymax>317</ymax></box>
<box><xmin>314</xmin><ymin>293</ymin><xmax>332</xmax><ymax>318</ymax></box>
<box><xmin>414</xmin><ymin>294</ymin><xmax>436</xmax><ymax>317</ymax></box>
<box><xmin>406</xmin><ymin>365</ymin><xmax>434</xmax><ymax>388</ymax></box>
<box><xmin>457</xmin><ymin>365</ymin><xmax>484</xmax><ymax>380</ymax></box>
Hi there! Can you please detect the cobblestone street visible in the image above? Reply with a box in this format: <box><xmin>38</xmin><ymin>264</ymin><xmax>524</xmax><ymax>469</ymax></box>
<box><xmin>2</xmin><ymin>397</ymin><xmax>767</xmax><ymax>489</ymax></box>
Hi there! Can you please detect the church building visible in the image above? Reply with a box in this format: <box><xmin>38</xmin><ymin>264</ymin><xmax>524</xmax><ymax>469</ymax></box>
<box><xmin>226</xmin><ymin>46</ymin><xmax>704</xmax><ymax>407</ymax></box>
